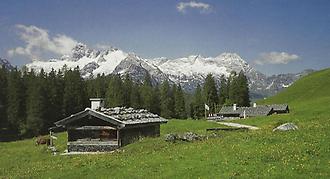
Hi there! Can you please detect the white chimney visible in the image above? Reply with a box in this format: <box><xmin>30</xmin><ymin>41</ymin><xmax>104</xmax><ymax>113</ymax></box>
<box><xmin>233</xmin><ymin>104</ymin><xmax>237</xmax><ymax>111</ymax></box>
<box><xmin>253</xmin><ymin>103</ymin><xmax>257</xmax><ymax>108</ymax></box>
<box><xmin>90</xmin><ymin>98</ymin><xmax>105</xmax><ymax>110</ymax></box>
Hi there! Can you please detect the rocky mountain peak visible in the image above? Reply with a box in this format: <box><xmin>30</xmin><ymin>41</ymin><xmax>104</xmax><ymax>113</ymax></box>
<box><xmin>24</xmin><ymin>45</ymin><xmax>313</xmax><ymax>99</ymax></box>
<box><xmin>0</xmin><ymin>58</ymin><xmax>14</xmax><ymax>70</ymax></box>
<box><xmin>71</xmin><ymin>43</ymin><xmax>89</xmax><ymax>61</ymax></box>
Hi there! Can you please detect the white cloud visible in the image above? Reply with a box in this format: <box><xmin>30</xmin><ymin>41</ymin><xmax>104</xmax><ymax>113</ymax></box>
<box><xmin>177</xmin><ymin>1</ymin><xmax>212</xmax><ymax>13</ymax></box>
<box><xmin>7</xmin><ymin>24</ymin><xmax>78</xmax><ymax>61</ymax></box>
<box><xmin>94</xmin><ymin>44</ymin><xmax>114</xmax><ymax>50</ymax></box>
<box><xmin>254</xmin><ymin>52</ymin><xmax>300</xmax><ymax>65</ymax></box>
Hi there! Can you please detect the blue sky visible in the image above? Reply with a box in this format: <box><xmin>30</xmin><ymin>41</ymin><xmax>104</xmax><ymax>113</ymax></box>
<box><xmin>0</xmin><ymin>0</ymin><xmax>330</xmax><ymax>75</ymax></box>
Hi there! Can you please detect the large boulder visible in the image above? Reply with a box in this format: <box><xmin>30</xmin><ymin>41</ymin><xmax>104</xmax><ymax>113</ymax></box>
<box><xmin>273</xmin><ymin>123</ymin><xmax>298</xmax><ymax>132</ymax></box>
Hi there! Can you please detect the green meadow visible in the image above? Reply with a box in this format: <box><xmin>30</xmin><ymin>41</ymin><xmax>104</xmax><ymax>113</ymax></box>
<box><xmin>1</xmin><ymin>69</ymin><xmax>330</xmax><ymax>178</ymax></box>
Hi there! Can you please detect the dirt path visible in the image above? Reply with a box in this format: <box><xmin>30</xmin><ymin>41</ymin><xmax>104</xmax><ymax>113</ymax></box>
<box><xmin>217</xmin><ymin>122</ymin><xmax>260</xmax><ymax>130</ymax></box>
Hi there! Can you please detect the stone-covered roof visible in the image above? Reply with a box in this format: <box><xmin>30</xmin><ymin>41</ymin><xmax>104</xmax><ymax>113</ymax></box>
<box><xmin>265</xmin><ymin>104</ymin><xmax>289</xmax><ymax>111</ymax></box>
<box><xmin>219</xmin><ymin>106</ymin><xmax>241</xmax><ymax>115</ymax></box>
<box><xmin>55</xmin><ymin>107</ymin><xmax>167</xmax><ymax>128</ymax></box>
<box><xmin>219</xmin><ymin>104</ymin><xmax>289</xmax><ymax>118</ymax></box>
<box><xmin>98</xmin><ymin>107</ymin><xmax>166</xmax><ymax>124</ymax></box>
<box><xmin>238</xmin><ymin>106</ymin><xmax>273</xmax><ymax>117</ymax></box>
<box><xmin>219</xmin><ymin>106</ymin><xmax>273</xmax><ymax>117</ymax></box>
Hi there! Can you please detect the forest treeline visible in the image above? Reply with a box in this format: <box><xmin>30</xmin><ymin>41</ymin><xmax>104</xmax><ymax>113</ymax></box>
<box><xmin>0</xmin><ymin>65</ymin><xmax>249</xmax><ymax>140</ymax></box>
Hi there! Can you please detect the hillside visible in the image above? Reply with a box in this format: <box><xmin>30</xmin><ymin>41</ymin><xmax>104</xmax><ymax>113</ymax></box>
<box><xmin>242</xmin><ymin>68</ymin><xmax>330</xmax><ymax>126</ymax></box>
<box><xmin>1</xmin><ymin>69</ymin><xmax>330</xmax><ymax>178</ymax></box>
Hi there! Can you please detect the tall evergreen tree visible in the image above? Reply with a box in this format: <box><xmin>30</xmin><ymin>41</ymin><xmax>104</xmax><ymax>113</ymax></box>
<box><xmin>160</xmin><ymin>80</ymin><xmax>174</xmax><ymax>118</ymax></box>
<box><xmin>46</xmin><ymin>69</ymin><xmax>64</xmax><ymax>129</ymax></box>
<box><xmin>203</xmin><ymin>74</ymin><xmax>218</xmax><ymax>113</ymax></box>
<box><xmin>236</xmin><ymin>71</ymin><xmax>250</xmax><ymax>106</ymax></box>
<box><xmin>227</xmin><ymin>71</ymin><xmax>250</xmax><ymax>106</ymax></box>
<box><xmin>25</xmin><ymin>70</ymin><xmax>48</xmax><ymax>136</ymax></box>
<box><xmin>63</xmin><ymin>67</ymin><xmax>88</xmax><ymax>116</ymax></box>
<box><xmin>174</xmin><ymin>84</ymin><xmax>186</xmax><ymax>119</ymax></box>
<box><xmin>218</xmin><ymin>75</ymin><xmax>229</xmax><ymax>105</ymax></box>
<box><xmin>140</xmin><ymin>73</ymin><xmax>153</xmax><ymax>111</ymax></box>
<box><xmin>0</xmin><ymin>65</ymin><xmax>8</xmax><ymax>129</ymax></box>
<box><xmin>228</xmin><ymin>71</ymin><xmax>239</xmax><ymax>105</ymax></box>
<box><xmin>94</xmin><ymin>73</ymin><xmax>107</xmax><ymax>98</ymax></box>
<box><xmin>6</xmin><ymin>68</ymin><xmax>25</xmax><ymax>134</ymax></box>
<box><xmin>192</xmin><ymin>84</ymin><xmax>204</xmax><ymax>118</ymax></box>
<box><xmin>105</xmin><ymin>75</ymin><xmax>125</xmax><ymax>107</ymax></box>
<box><xmin>123</xmin><ymin>74</ymin><xmax>133</xmax><ymax>107</ymax></box>
<box><xmin>130</xmin><ymin>83</ymin><xmax>142</xmax><ymax>109</ymax></box>
<box><xmin>150</xmin><ymin>85</ymin><xmax>161</xmax><ymax>115</ymax></box>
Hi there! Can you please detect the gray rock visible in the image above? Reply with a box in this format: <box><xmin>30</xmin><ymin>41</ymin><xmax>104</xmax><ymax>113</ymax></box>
<box><xmin>164</xmin><ymin>133</ymin><xmax>177</xmax><ymax>142</ymax></box>
<box><xmin>179</xmin><ymin>132</ymin><xmax>201</xmax><ymax>142</ymax></box>
<box><xmin>273</xmin><ymin>123</ymin><xmax>298</xmax><ymax>132</ymax></box>
<box><xmin>165</xmin><ymin>132</ymin><xmax>204</xmax><ymax>142</ymax></box>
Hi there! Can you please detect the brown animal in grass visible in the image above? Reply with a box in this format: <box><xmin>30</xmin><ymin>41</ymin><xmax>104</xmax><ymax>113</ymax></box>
<box><xmin>35</xmin><ymin>136</ymin><xmax>51</xmax><ymax>146</ymax></box>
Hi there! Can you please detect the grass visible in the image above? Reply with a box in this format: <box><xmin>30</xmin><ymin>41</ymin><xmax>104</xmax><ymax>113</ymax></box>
<box><xmin>1</xmin><ymin>69</ymin><xmax>330</xmax><ymax>178</ymax></box>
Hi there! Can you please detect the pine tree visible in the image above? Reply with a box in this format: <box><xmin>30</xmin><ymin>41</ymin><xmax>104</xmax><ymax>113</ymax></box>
<box><xmin>218</xmin><ymin>75</ymin><xmax>229</xmax><ymax>105</ymax></box>
<box><xmin>174</xmin><ymin>84</ymin><xmax>186</xmax><ymax>119</ymax></box>
<box><xmin>63</xmin><ymin>67</ymin><xmax>88</xmax><ymax>116</ymax></box>
<box><xmin>228</xmin><ymin>71</ymin><xmax>239</xmax><ymax>105</ymax></box>
<box><xmin>160</xmin><ymin>80</ymin><xmax>174</xmax><ymax>118</ymax></box>
<box><xmin>105</xmin><ymin>75</ymin><xmax>125</xmax><ymax>107</ymax></box>
<box><xmin>6</xmin><ymin>68</ymin><xmax>25</xmax><ymax>135</ymax></box>
<box><xmin>130</xmin><ymin>83</ymin><xmax>142</xmax><ymax>109</ymax></box>
<box><xmin>140</xmin><ymin>73</ymin><xmax>153</xmax><ymax>111</ymax></box>
<box><xmin>0</xmin><ymin>65</ymin><xmax>8</xmax><ymax>129</ymax></box>
<box><xmin>203</xmin><ymin>74</ymin><xmax>218</xmax><ymax>113</ymax></box>
<box><xmin>123</xmin><ymin>74</ymin><xmax>133</xmax><ymax>107</ymax></box>
<box><xmin>25</xmin><ymin>70</ymin><xmax>48</xmax><ymax>136</ymax></box>
<box><xmin>236</xmin><ymin>71</ymin><xmax>250</xmax><ymax>106</ymax></box>
<box><xmin>171</xmin><ymin>84</ymin><xmax>177</xmax><ymax>117</ymax></box>
<box><xmin>192</xmin><ymin>84</ymin><xmax>204</xmax><ymax>118</ymax></box>
<box><xmin>45</xmin><ymin>69</ymin><xmax>64</xmax><ymax>129</ymax></box>
<box><xmin>94</xmin><ymin>73</ymin><xmax>107</xmax><ymax>98</ymax></box>
<box><xmin>150</xmin><ymin>85</ymin><xmax>161</xmax><ymax>115</ymax></box>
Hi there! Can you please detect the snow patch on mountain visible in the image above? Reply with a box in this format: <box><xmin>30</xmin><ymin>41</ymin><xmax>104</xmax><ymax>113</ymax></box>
<box><xmin>26</xmin><ymin>43</ymin><xmax>128</xmax><ymax>78</ymax></box>
<box><xmin>0</xmin><ymin>58</ymin><xmax>14</xmax><ymax>70</ymax></box>
<box><xmin>24</xmin><ymin>43</ymin><xmax>314</xmax><ymax>99</ymax></box>
<box><xmin>146</xmin><ymin>53</ymin><xmax>251</xmax><ymax>79</ymax></box>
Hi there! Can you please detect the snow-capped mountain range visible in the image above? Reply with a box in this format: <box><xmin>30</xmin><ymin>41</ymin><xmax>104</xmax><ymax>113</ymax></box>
<box><xmin>0</xmin><ymin>58</ymin><xmax>14</xmax><ymax>70</ymax></box>
<box><xmin>25</xmin><ymin>43</ymin><xmax>313</xmax><ymax>99</ymax></box>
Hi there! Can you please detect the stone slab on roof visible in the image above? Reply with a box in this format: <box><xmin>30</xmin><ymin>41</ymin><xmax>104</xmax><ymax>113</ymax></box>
<box><xmin>99</xmin><ymin>107</ymin><xmax>167</xmax><ymax>125</ymax></box>
<box><xmin>238</xmin><ymin>106</ymin><xmax>273</xmax><ymax>117</ymax></box>
<box><xmin>55</xmin><ymin>107</ymin><xmax>167</xmax><ymax>128</ymax></box>
<box><xmin>219</xmin><ymin>106</ymin><xmax>273</xmax><ymax>117</ymax></box>
<box><xmin>219</xmin><ymin>106</ymin><xmax>241</xmax><ymax>115</ymax></box>
<box><xmin>265</xmin><ymin>104</ymin><xmax>289</xmax><ymax>111</ymax></box>
<box><xmin>219</xmin><ymin>104</ymin><xmax>288</xmax><ymax>118</ymax></box>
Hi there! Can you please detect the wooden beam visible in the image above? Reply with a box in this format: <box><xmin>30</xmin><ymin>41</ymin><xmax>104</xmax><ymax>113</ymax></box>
<box><xmin>117</xmin><ymin>130</ymin><xmax>121</xmax><ymax>147</ymax></box>
<box><xmin>69</xmin><ymin>126</ymin><xmax>117</xmax><ymax>130</ymax></box>
<box><xmin>55</xmin><ymin>110</ymin><xmax>89</xmax><ymax>127</ymax></box>
<box><xmin>206</xmin><ymin>128</ymin><xmax>248</xmax><ymax>131</ymax></box>
<box><xmin>123</xmin><ymin>122</ymin><xmax>162</xmax><ymax>129</ymax></box>
<box><xmin>88</xmin><ymin>110</ymin><xmax>125</xmax><ymax>128</ymax></box>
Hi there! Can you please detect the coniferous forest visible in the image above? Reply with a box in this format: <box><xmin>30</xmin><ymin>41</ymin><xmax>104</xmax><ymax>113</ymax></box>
<box><xmin>0</xmin><ymin>65</ymin><xmax>249</xmax><ymax>140</ymax></box>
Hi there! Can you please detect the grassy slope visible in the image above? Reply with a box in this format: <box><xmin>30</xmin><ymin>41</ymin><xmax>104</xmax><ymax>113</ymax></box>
<box><xmin>1</xmin><ymin>69</ymin><xmax>330</xmax><ymax>178</ymax></box>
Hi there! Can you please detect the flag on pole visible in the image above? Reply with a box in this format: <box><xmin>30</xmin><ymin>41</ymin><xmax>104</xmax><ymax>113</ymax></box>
<box><xmin>204</xmin><ymin>104</ymin><xmax>210</xmax><ymax>111</ymax></box>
